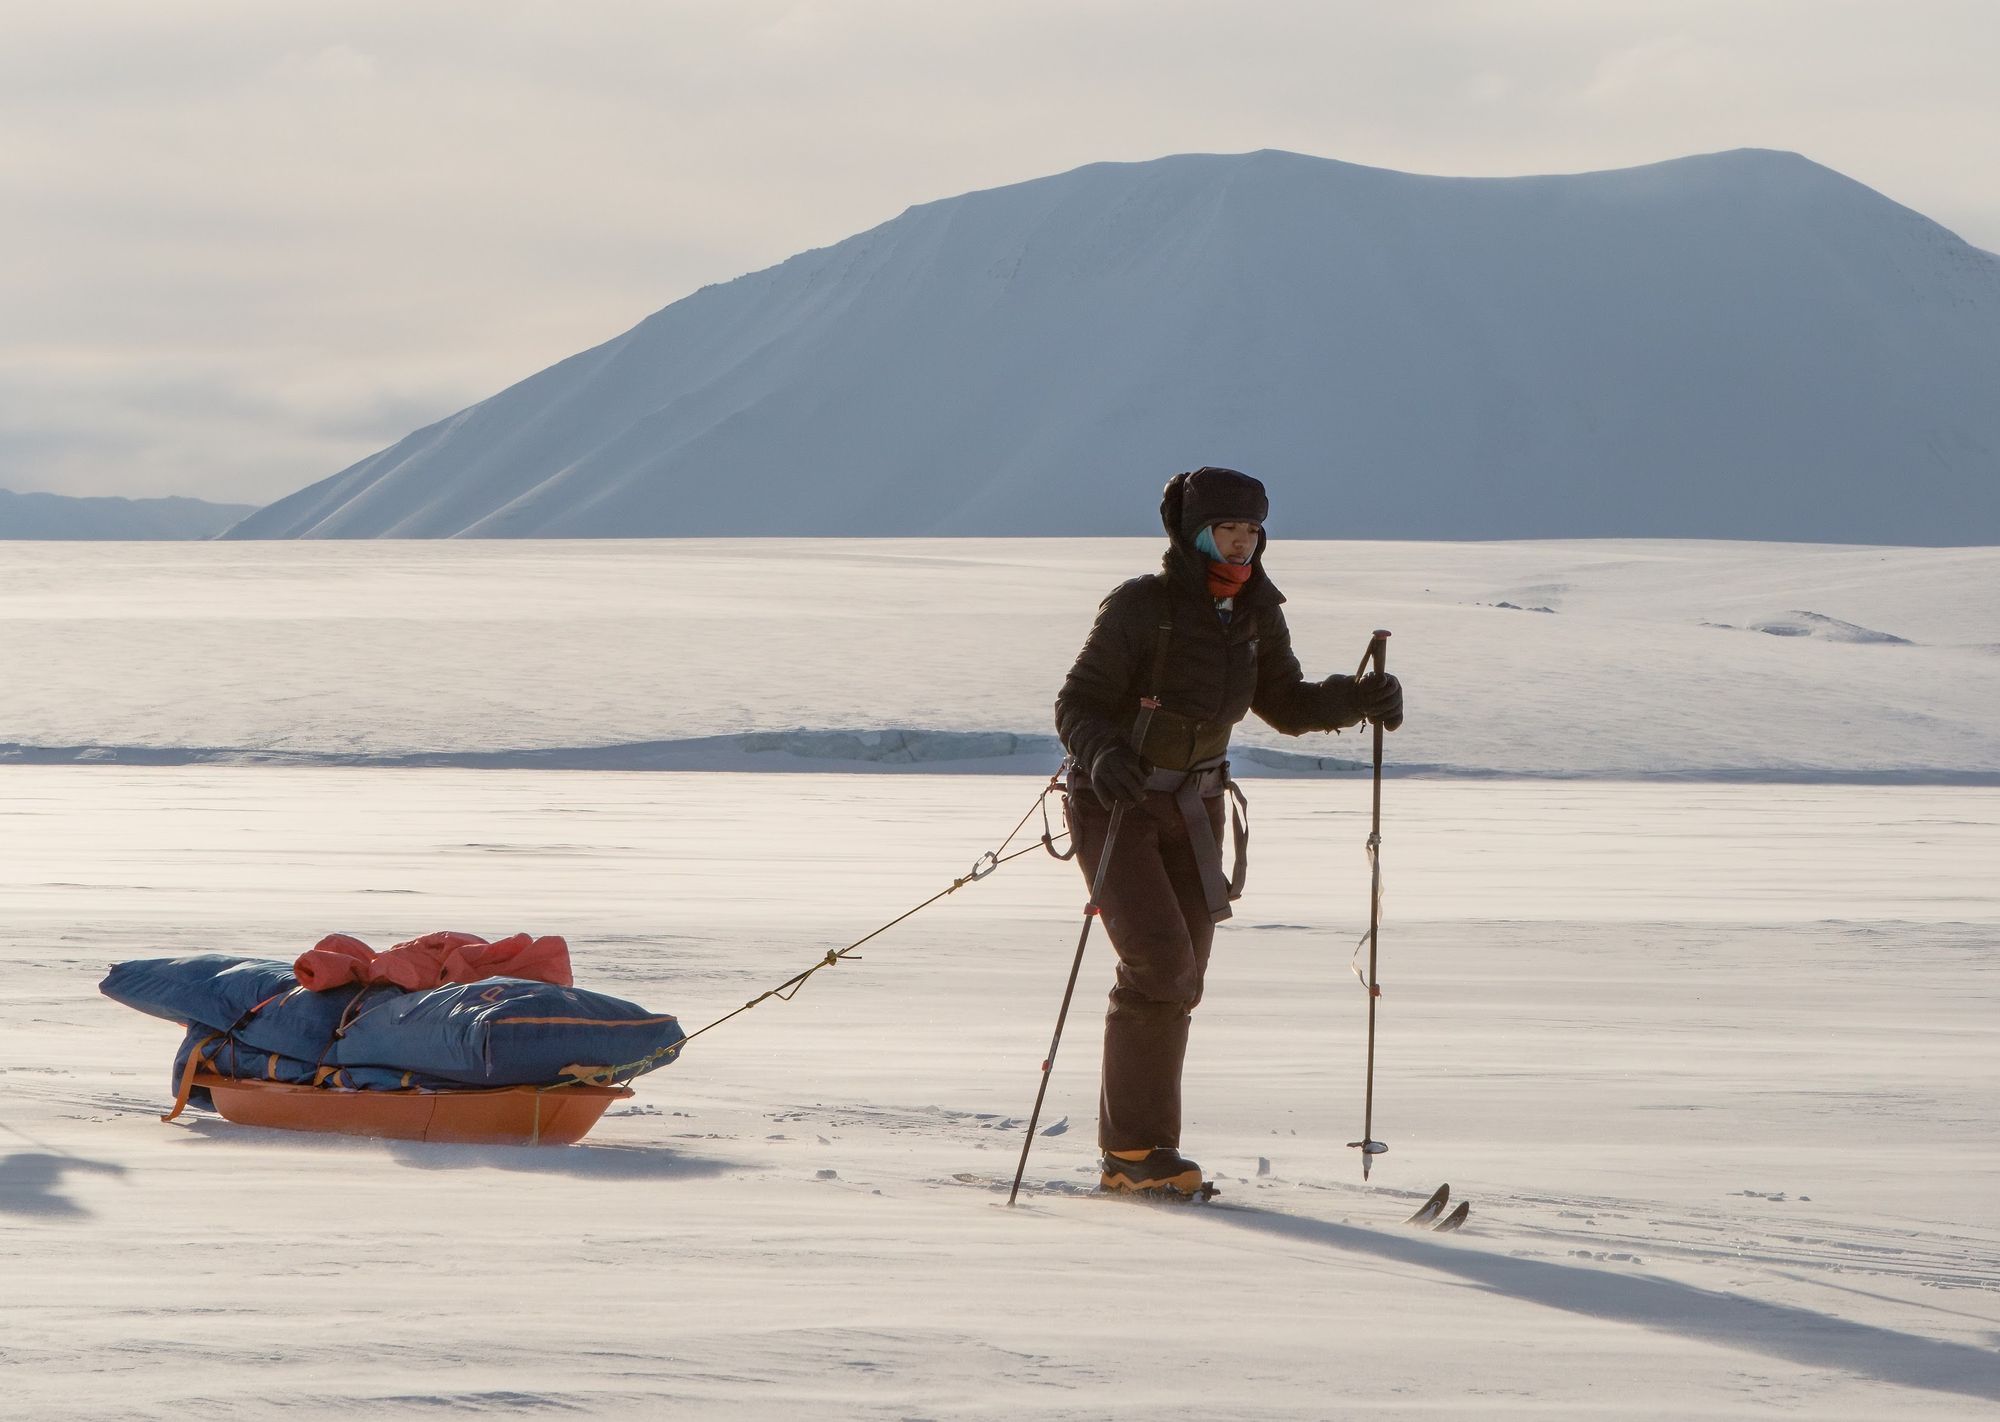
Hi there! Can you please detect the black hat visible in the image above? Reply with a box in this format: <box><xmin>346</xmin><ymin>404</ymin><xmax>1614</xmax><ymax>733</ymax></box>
<box><xmin>1160</xmin><ymin>467</ymin><xmax>1269</xmax><ymax>544</ymax></box>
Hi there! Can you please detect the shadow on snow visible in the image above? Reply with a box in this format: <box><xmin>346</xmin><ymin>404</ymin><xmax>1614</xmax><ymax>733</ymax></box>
<box><xmin>1209</xmin><ymin>1204</ymin><xmax>2000</xmax><ymax>1405</ymax></box>
<box><xmin>172</xmin><ymin>1117</ymin><xmax>740</xmax><ymax>1182</ymax></box>
<box><xmin>0</xmin><ymin>1148</ymin><xmax>127</xmax><ymax>1219</ymax></box>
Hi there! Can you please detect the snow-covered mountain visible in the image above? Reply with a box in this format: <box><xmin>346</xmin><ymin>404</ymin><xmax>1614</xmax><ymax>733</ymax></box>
<box><xmin>0</xmin><ymin>487</ymin><xmax>256</xmax><ymax>540</ymax></box>
<box><xmin>227</xmin><ymin>148</ymin><xmax>2000</xmax><ymax>543</ymax></box>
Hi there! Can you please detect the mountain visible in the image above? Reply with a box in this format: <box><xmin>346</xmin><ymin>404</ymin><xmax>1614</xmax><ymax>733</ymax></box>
<box><xmin>1</xmin><ymin>487</ymin><xmax>258</xmax><ymax>540</ymax></box>
<box><xmin>226</xmin><ymin>148</ymin><xmax>2000</xmax><ymax>544</ymax></box>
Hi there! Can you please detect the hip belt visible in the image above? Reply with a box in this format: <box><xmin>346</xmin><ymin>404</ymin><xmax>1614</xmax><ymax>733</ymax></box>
<box><xmin>1141</xmin><ymin>757</ymin><xmax>1249</xmax><ymax>924</ymax></box>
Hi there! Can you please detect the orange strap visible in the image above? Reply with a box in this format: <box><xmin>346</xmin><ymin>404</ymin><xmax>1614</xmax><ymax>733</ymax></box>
<box><xmin>162</xmin><ymin>1034</ymin><xmax>222</xmax><ymax>1122</ymax></box>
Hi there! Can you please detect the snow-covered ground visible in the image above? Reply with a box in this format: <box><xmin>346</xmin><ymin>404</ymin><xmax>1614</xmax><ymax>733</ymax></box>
<box><xmin>2</xmin><ymin>539</ymin><xmax>1997</xmax><ymax>1417</ymax></box>
<box><xmin>3</xmin><ymin>768</ymin><xmax>1996</xmax><ymax>1418</ymax></box>
<box><xmin>1</xmin><ymin>538</ymin><xmax>1997</xmax><ymax>778</ymax></box>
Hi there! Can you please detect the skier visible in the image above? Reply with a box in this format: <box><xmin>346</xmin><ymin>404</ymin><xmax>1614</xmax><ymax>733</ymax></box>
<box><xmin>1054</xmin><ymin>467</ymin><xmax>1403</xmax><ymax>1196</ymax></box>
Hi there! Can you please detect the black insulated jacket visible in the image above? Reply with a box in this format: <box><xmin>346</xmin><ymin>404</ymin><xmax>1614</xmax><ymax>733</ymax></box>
<box><xmin>1055</xmin><ymin>500</ymin><xmax>1371</xmax><ymax>777</ymax></box>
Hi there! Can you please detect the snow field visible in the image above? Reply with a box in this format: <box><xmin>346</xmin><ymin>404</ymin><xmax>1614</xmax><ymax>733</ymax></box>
<box><xmin>3</xmin><ymin>768</ymin><xmax>1997</xmax><ymax>1419</ymax></box>
<box><xmin>0</xmin><ymin>537</ymin><xmax>1996</xmax><ymax>779</ymax></box>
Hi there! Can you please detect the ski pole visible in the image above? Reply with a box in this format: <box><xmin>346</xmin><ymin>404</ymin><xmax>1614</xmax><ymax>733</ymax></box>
<box><xmin>1347</xmin><ymin>629</ymin><xmax>1391</xmax><ymax>1180</ymax></box>
<box><xmin>1006</xmin><ymin>797</ymin><xmax>1133</xmax><ymax>1205</ymax></box>
<box><xmin>1010</xmin><ymin>605</ymin><xmax>1173</xmax><ymax>1206</ymax></box>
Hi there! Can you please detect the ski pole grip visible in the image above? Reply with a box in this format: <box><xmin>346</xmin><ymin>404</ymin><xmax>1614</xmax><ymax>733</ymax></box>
<box><xmin>1355</xmin><ymin>629</ymin><xmax>1390</xmax><ymax>679</ymax></box>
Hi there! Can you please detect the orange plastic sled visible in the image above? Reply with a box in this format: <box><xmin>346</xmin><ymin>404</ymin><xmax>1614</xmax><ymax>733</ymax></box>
<box><xmin>189</xmin><ymin>1072</ymin><xmax>632</xmax><ymax>1146</ymax></box>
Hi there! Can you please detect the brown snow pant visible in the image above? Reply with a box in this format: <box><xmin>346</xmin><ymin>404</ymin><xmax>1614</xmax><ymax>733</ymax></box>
<box><xmin>1068</xmin><ymin>779</ymin><xmax>1227</xmax><ymax>1152</ymax></box>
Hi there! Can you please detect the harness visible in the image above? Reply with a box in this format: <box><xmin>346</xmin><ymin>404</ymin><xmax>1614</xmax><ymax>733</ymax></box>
<box><xmin>1142</xmin><ymin>756</ymin><xmax>1250</xmax><ymax>923</ymax></box>
<box><xmin>1085</xmin><ymin>581</ymin><xmax>1252</xmax><ymax>924</ymax></box>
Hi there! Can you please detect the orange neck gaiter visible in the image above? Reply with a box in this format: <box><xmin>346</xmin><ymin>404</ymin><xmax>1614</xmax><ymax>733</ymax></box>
<box><xmin>1206</xmin><ymin>560</ymin><xmax>1253</xmax><ymax>599</ymax></box>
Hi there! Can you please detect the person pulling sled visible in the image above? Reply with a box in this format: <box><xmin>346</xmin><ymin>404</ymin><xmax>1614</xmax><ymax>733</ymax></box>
<box><xmin>1054</xmin><ymin>467</ymin><xmax>1404</xmax><ymax>1198</ymax></box>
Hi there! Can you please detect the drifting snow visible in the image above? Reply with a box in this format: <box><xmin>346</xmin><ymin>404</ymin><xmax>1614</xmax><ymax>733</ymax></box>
<box><xmin>4</xmin><ymin>769</ymin><xmax>1997</xmax><ymax>1418</ymax></box>
<box><xmin>3</xmin><ymin>537</ymin><xmax>1998</xmax><ymax>1416</ymax></box>
<box><xmin>1746</xmin><ymin>610</ymin><xmax>1913</xmax><ymax>643</ymax></box>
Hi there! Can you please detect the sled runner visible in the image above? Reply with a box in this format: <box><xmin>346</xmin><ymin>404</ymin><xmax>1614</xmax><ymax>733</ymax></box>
<box><xmin>187</xmin><ymin>1072</ymin><xmax>632</xmax><ymax>1146</ymax></box>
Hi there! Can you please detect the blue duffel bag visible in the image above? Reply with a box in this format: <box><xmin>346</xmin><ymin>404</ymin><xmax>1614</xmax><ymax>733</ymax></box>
<box><xmin>103</xmin><ymin>954</ymin><xmax>685</xmax><ymax>1090</ymax></box>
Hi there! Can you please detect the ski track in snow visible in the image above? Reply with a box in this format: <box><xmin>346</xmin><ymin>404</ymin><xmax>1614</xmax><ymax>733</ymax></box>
<box><xmin>816</xmin><ymin>1101</ymin><xmax>2000</xmax><ymax>1298</ymax></box>
<box><xmin>20</xmin><ymin>1075</ymin><xmax>1995</xmax><ymax>1304</ymax></box>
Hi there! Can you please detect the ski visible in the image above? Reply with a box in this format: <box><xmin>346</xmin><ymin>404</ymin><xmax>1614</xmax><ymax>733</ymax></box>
<box><xmin>958</xmin><ymin>1171</ymin><xmax>1457</xmax><ymax>1224</ymax></box>
<box><xmin>1103</xmin><ymin>1179</ymin><xmax>1221</xmax><ymax>1205</ymax></box>
<box><xmin>1404</xmin><ymin>1183</ymin><xmax>1450</xmax><ymax>1226</ymax></box>
<box><xmin>953</xmin><ymin>1172</ymin><xmax>1220</xmax><ymax>1205</ymax></box>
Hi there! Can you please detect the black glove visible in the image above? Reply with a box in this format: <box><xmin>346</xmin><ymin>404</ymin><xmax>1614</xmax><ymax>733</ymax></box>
<box><xmin>1088</xmin><ymin>742</ymin><xmax>1151</xmax><ymax>810</ymax></box>
<box><xmin>1356</xmin><ymin>672</ymin><xmax>1403</xmax><ymax>731</ymax></box>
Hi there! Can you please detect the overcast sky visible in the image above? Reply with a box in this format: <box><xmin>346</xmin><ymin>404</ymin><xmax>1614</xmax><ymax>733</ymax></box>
<box><xmin>5</xmin><ymin>0</ymin><xmax>1996</xmax><ymax>506</ymax></box>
